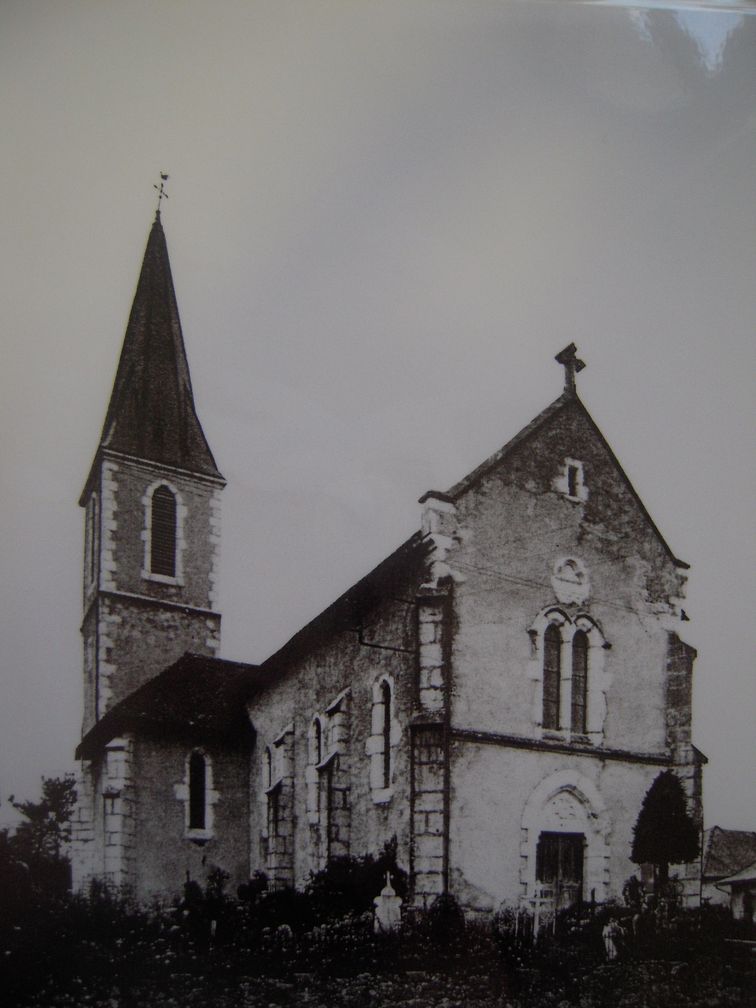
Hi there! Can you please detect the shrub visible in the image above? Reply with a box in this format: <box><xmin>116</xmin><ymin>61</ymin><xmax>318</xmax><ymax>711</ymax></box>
<box><xmin>305</xmin><ymin>836</ymin><xmax>408</xmax><ymax>920</ymax></box>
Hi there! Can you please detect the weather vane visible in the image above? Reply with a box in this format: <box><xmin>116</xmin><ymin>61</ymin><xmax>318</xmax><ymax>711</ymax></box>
<box><xmin>153</xmin><ymin>173</ymin><xmax>169</xmax><ymax>216</ymax></box>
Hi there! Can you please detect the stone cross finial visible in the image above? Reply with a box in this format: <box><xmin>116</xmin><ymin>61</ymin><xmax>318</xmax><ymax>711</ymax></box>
<box><xmin>555</xmin><ymin>343</ymin><xmax>585</xmax><ymax>394</ymax></box>
<box><xmin>153</xmin><ymin>173</ymin><xmax>169</xmax><ymax>218</ymax></box>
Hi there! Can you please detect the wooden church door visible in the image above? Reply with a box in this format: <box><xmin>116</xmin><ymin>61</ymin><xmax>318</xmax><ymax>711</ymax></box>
<box><xmin>536</xmin><ymin>832</ymin><xmax>585</xmax><ymax>909</ymax></box>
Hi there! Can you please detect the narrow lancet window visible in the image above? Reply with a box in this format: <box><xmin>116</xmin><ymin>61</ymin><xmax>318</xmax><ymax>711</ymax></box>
<box><xmin>151</xmin><ymin>485</ymin><xmax>177</xmax><ymax>576</ymax></box>
<box><xmin>543</xmin><ymin>624</ymin><xmax>561</xmax><ymax>730</ymax></box>
<box><xmin>567</xmin><ymin>465</ymin><xmax>579</xmax><ymax>498</ymax></box>
<box><xmin>571</xmin><ymin>630</ymin><xmax>588</xmax><ymax>734</ymax></box>
<box><xmin>188</xmin><ymin>751</ymin><xmax>207</xmax><ymax>830</ymax></box>
<box><xmin>381</xmin><ymin>680</ymin><xmax>392</xmax><ymax>788</ymax></box>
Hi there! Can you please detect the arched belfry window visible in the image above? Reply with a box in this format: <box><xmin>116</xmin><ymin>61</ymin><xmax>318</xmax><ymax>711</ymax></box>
<box><xmin>571</xmin><ymin>630</ymin><xmax>588</xmax><ymax>734</ymax></box>
<box><xmin>188</xmin><ymin>750</ymin><xmax>207</xmax><ymax>830</ymax></box>
<box><xmin>543</xmin><ymin>624</ymin><xmax>561</xmax><ymax>730</ymax></box>
<box><xmin>151</xmin><ymin>485</ymin><xmax>177</xmax><ymax>576</ymax></box>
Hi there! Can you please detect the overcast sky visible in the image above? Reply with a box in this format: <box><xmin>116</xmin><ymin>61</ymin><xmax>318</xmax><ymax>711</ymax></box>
<box><xmin>0</xmin><ymin>1</ymin><xmax>753</xmax><ymax>832</ymax></box>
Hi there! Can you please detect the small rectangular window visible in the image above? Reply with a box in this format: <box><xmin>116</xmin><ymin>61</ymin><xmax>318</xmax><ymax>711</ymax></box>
<box><xmin>567</xmin><ymin>465</ymin><xmax>579</xmax><ymax>498</ymax></box>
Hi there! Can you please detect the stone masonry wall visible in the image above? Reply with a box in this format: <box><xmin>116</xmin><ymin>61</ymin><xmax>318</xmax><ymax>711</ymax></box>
<box><xmin>98</xmin><ymin>454</ymin><xmax>221</xmax><ymax>609</ymax></box>
<box><xmin>450</xmin><ymin>400</ymin><xmax>690</xmax><ymax>752</ymax></box>
<box><xmin>94</xmin><ymin>594</ymin><xmax>220</xmax><ymax>721</ymax></box>
<box><xmin>411</xmin><ymin>725</ymin><xmax>447</xmax><ymax>907</ymax></box>
<box><xmin>247</xmin><ymin>566</ymin><xmax>420</xmax><ymax>892</ymax></box>
<box><xmin>132</xmin><ymin>735</ymin><xmax>250</xmax><ymax>903</ymax></box>
<box><xmin>441</xmin><ymin>398</ymin><xmax>699</xmax><ymax>911</ymax></box>
<box><xmin>449</xmin><ymin>741</ymin><xmax>669</xmax><ymax>914</ymax></box>
<box><xmin>81</xmin><ymin>453</ymin><xmax>223</xmax><ymax>729</ymax></box>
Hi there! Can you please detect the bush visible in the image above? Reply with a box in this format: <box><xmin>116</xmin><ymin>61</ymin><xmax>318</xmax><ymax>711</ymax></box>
<box><xmin>1</xmin><ymin>876</ymin><xmax>752</xmax><ymax>1007</ymax></box>
<box><xmin>305</xmin><ymin>836</ymin><xmax>408</xmax><ymax>920</ymax></box>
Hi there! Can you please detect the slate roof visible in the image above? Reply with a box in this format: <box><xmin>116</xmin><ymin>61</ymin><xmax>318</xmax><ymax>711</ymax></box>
<box><xmin>93</xmin><ymin>214</ymin><xmax>222</xmax><ymax>484</ymax></box>
<box><xmin>702</xmin><ymin>826</ymin><xmax>756</xmax><ymax>880</ymax></box>
<box><xmin>717</xmin><ymin>859</ymin><xmax>756</xmax><ymax>887</ymax></box>
<box><xmin>76</xmin><ymin>653</ymin><xmax>258</xmax><ymax>759</ymax></box>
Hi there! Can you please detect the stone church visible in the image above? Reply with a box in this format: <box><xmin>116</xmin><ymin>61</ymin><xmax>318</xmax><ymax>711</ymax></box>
<box><xmin>71</xmin><ymin>213</ymin><xmax>704</xmax><ymax>913</ymax></box>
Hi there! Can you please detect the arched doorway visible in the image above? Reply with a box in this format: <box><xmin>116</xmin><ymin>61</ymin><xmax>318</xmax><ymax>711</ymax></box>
<box><xmin>520</xmin><ymin>770</ymin><xmax>610</xmax><ymax>910</ymax></box>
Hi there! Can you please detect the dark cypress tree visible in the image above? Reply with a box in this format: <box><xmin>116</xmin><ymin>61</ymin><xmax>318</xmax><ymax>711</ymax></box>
<box><xmin>631</xmin><ymin>770</ymin><xmax>700</xmax><ymax>891</ymax></box>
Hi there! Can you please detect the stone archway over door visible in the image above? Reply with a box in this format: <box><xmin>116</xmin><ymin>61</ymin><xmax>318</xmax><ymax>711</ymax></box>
<box><xmin>520</xmin><ymin>769</ymin><xmax>610</xmax><ymax>906</ymax></box>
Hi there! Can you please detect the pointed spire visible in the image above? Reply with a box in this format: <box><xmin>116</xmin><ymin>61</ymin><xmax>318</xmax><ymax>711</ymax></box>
<box><xmin>98</xmin><ymin>216</ymin><xmax>222</xmax><ymax>479</ymax></box>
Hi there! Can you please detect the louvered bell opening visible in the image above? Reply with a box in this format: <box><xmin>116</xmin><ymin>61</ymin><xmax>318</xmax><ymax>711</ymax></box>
<box><xmin>151</xmin><ymin>486</ymin><xmax>177</xmax><ymax>576</ymax></box>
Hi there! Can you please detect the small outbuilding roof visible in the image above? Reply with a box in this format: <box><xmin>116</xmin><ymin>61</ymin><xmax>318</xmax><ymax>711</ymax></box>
<box><xmin>717</xmin><ymin>859</ymin><xmax>756</xmax><ymax>888</ymax></box>
<box><xmin>702</xmin><ymin>826</ymin><xmax>756</xmax><ymax>880</ymax></box>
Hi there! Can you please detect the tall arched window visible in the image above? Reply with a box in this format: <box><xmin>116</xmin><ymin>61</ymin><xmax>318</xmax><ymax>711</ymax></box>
<box><xmin>188</xmin><ymin>751</ymin><xmax>207</xmax><ymax>830</ymax></box>
<box><xmin>381</xmin><ymin>680</ymin><xmax>392</xmax><ymax>788</ymax></box>
<box><xmin>313</xmin><ymin>719</ymin><xmax>323</xmax><ymax>765</ymax></box>
<box><xmin>571</xmin><ymin>630</ymin><xmax>588</xmax><ymax>734</ymax></box>
<box><xmin>151</xmin><ymin>485</ymin><xmax>177</xmax><ymax>576</ymax></box>
<box><xmin>543</xmin><ymin>624</ymin><xmax>561</xmax><ymax>730</ymax></box>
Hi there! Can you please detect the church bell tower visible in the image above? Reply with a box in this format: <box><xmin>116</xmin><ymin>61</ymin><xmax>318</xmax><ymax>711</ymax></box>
<box><xmin>80</xmin><ymin>210</ymin><xmax>224</xmax><ymax>734</ymax></box>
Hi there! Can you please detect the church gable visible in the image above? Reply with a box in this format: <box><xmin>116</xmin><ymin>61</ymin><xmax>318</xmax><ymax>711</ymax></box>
<box><xmin>450</xmin><ymin>394</ymin><xmax>686</xmax><ymax>593</ymax></box>
<box><xmin>438</xmin><ymin>383</ymin><xmax>690</xmax><ymax>756</ymax></box>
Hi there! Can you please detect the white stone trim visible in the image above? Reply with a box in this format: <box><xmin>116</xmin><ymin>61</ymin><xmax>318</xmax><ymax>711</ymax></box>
<box><xmin>260</xmin><ymin>746</ymin><xmax>272</xmax><ymax>838</ymax></box>
<box><xmin>83</xmin><ymin>491</ymin><xmax>99</xmax><ymax>603</ymax></box>
<box><xmin>100</xmin><ymin>446</ymin><xmax>225</xmax><ymax>488</ymax></box>
<box><xmin>551</xmin><ymin>556</ymin><xmax>590</xmax><ymax>606</ymax></box>
<box><xmin>71</xmin><ymin>759</ymin><xmax>95</xmax><ymax>893</ymax></box>
<box><xmin>553</xmin><ymin>457</ymin><xmax>588</xmax><ymax>503</ymax></box>
<box><xmin>270</xmin><ymin>723</ymin><xmax>295</xmax><ymax>784</ymax></box>
<box><xmin>96</xmin><ymin>604</ymin><xmax>123</xmax><ymax>718</ymax></box>
<box><xmin>306</xmin><ymin>716</ymin><xmax>325</xmax><ymax>825</ymax></box>
<box><xmin>306</xmin><ymin>691</ymin><xmax>351</xmax><ymax>825</ymax></box>
<box><xmin>173</xmin><ymin>748</ymin><xmax>219</xmax><ymax>842</ymax></box>
<box><xmin>519</xmin><ymin>769</ymin><xmax>610</xmax><ymax>906</ymax></box>
<box><xmin>100</xmin><ymin>461</ymin><xmax>119</xmax><ymax>592</ymax></box>
<box><xmin>208</xmin><ymin>488</ymin><xmax>223</xmax><ymax>610</ymax></box>
<box><xmin>140</xmin><ymin>479</ymin><xmax>186</xmax><ymax>585</ymax></box>
<box><xmin>324</xmin><ymin>686</ymin><xmax>350</xmax><ymax>716</ymax></box>
<box><xmin>366</xmin><ymin>675</ymin><xmax>400</xmax><ymax>802</ymax></box>
<box><xmin>102</xmin><ymin>735</ymin><xmax>136</xmax><ymax>891</ymax></box>
<box><xmin>528</xmin><ymin>608</ymin><xmax>609</xmax><ymax>744</ymax></box>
